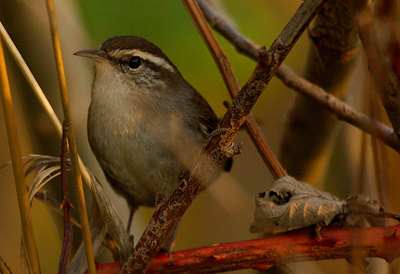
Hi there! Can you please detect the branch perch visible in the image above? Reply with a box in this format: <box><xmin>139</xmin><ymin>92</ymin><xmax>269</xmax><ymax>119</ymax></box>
<box><xmin>94</xmin><ymin>224</ymin><xmax>400</xmax><ymax>274</ymax></box>
<box><xmin>121</xmin><ymin>0</ymin><xmax>327</xmax><ymax>272</ymax></box>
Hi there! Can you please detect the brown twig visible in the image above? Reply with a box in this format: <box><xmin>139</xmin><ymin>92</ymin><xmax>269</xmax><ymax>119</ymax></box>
<box><xmin>44</xmin><ymin>0</ymin><xmax>96</xmax><ymax>273</ymax></box>
<box><xmin>0</xmin><ymin>35</ymin><xmax>40</xmax><ymax>274</ymax></box>
<box><xmin>58</xmin><ymin>122</ymin><xmax>73</xmax><ymax>274</ymax></box>
<box><xmin>95</xmin><ymin>224</ymin><xmax>400</xmax><ymax>274</ymax></box>
<box><xmin>183</xmin><ymin>0</ymin><xmax>286</xmax><ymax>179</ymax></box>
<box><xmin>280</xmin><ymin>66</ymin><xmax>400</xmax><ymax>151</ymax></box>
<box><xmin>197</xmin><ymin>0</ymin><xmax>400</xmax><ymax>153</ymax></box>
<box><xmin>121</xmin><ymin>0</ymin><xmax>326</xmax><ymax>272</ymax></box>
<box><xmin>354</xmin><ymin>0</ymin><xmax>400</xmax><ymax>139</ymax></box>
<box><xmin>196</xmin><ymin>0</ymin><xmax>259</xmax><ymax>60</ymax></box>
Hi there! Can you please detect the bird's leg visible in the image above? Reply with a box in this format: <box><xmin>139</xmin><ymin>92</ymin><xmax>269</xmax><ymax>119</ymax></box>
<box><xmin>161</xmin><ymin>220</ymin><xmax>181</xmax><ymax>262</ymax></box>
<box><xmin>126</xmin><ymin>204</ymin><xmax>138</xmax><ymax>235</ymax></box>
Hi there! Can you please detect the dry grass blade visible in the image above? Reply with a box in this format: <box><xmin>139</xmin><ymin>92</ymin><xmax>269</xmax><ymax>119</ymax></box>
<box><xmin>0</xmin><ymin>36</ymin><xmax>40</xmax><ymax>274</ymax></box>
<box><xmin>24</xmin><ymin>154</ymin><xmax>66</xmax><ymax>177</ymax></box>
<box><xmin>0</xmin><ymin>21</ymin><xmax>62</xmax><ymax>136</ymax></box>
<box><xmin>67</xmin><ymin>203</ymin><xmax>107</xmax><ymax>274</ymax></box>
<box><xmin>86</xmin><ymin>174</ymin><xmax>131</xmax><ymax>260</ymax></box>
<box><xmin>23</xmin><ymin>155</ymin><xmax>131</xmax><ymax>273</ymax></box>
<box><xmin>1</xmin><ymin>18</ymin><xmax>113</xmax><ymax>271</ymax></box>
<box><xmin>44</xmin><ymin>0</ymin><xmax>96</xmax><ymax>272</ymax></box>
<box><xmin>28</xmin><ymin>166</ymin><xmax>61</xmax><ymax>203</ymax></box>
<box><xmin>0</xmin><ymin>21</ymin><xmax>94</xmax><ymax>187</ymax></box>
<box><xmin>1</xmin><ymin>17</ymin><xmax>133</xmax><ymax>265</ymax></box>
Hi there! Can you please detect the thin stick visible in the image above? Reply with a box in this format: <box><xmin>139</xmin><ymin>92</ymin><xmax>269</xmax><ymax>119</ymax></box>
<box><xmin>44</xmin><ymin>1</ymin><xmax>96</xmax><ymax>273</ymax></box>
<box><xmin>0</xmin><ymin>21</ymin><xmax>61</xmax><ymax>136</ymax></box>
<box><xmin>58</xmin><ymin>122</ymin><xmax>73</xmax><ymax>274</ymax></box>
<box><xmin>279</xmin><ymin>65</ymin><xmax>400</xmax><ymax>151</ymax></box>
<box><xmin>0</xmin><ymin>37</ymin><xmax>40</xmax><ymax>274</ymax></box>
<box><xmin>182</xmin><ymin>0</ymin><xmax>286</xmax><ymax>179</ymax></box>
<box><xmin>197</xmin><ymin>0</ymin><xmax>400</xmax><ymax>153</ymax></box>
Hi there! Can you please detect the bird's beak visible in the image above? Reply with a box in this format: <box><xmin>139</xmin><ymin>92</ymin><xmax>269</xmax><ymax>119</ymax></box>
<box><xmin>73</xmin><ymin>49</ymin><xmax>107</xmax><ymax>62</ymax></box>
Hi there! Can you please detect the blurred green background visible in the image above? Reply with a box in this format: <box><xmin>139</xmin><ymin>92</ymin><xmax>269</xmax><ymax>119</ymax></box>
<box><xmin>75</xmin><ymin>0</ymin><xmax>303</xmax><ymax>118</ymax></box>
<box><xmin>4</xmin><ymin>1</ymin><xmax>397</xmax><ymax>274</ymax></box>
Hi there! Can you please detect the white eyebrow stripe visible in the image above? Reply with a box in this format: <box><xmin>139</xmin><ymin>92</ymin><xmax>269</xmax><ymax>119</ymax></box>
<box><xmin>110</xmin><ymin>49</ymin><xmax>175</xmax><ymax>72</ymax></box>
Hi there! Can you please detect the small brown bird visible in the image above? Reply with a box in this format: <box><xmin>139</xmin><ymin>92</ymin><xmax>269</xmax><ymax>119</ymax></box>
<box><xmin>74</xmin><ymin>36</ymin><xmax>231</xmax><ymax>252</ymax></box>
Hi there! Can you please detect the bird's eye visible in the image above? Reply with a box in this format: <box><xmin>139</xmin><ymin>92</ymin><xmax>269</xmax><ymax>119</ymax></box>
<box><xmin>128</xmin><ymin>56</ymin><xmax>142</xmax><ymax>69</ymax></box>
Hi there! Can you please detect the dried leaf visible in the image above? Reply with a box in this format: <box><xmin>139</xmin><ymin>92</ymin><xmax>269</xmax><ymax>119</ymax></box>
<box><xmin>250</xmin><ymin>176</ymin><xmax>346</xmax><ymax>234</ymax></box>
<box><xmin>67</xmin><ymin>201</ymin><xmax>107</xmax><ymax>274</ymax></box>
<box><xmin>250</xmin><ymin>176</ymin><xmax>397</xmax><ymax>235</ymax></box>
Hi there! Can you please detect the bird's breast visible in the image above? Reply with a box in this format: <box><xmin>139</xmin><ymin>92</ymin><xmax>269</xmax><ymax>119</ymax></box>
<box><xmin>87</xmin><ymin>85</ymin><xmax>201</xmax><ymax>206</ymax></box>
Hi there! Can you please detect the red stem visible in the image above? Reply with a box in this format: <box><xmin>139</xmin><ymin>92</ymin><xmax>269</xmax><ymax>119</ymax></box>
<box><xmin>93</xmin><ymin>224</ymin><xmax>400</xmax><ymax>274</ymax></box>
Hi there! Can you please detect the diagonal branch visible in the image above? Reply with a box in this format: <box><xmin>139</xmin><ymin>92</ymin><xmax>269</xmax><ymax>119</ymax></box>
<box><xmin>197</xmin><ymin>0</ymin><xmax>400</xmax><ymax>153</ymax></box>
<box><xmin>120</xmin><ymin>0</ymin><xmax>327</xmax><ymax>272</ymax></box>
<box><xmin>183</xmin><ymin>0</ymin><xmax>286</xmax><ymax>179</ymax></box>
<box><xmin>280</xmin><ymin>65</ymin><xmax>400</xmax><ymax>151</ymax></box>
